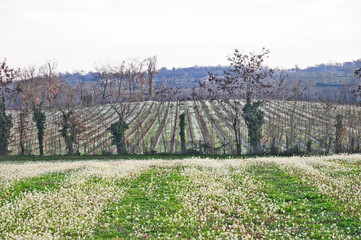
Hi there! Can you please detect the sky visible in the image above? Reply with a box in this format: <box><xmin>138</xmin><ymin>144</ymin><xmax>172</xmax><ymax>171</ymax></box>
<box><xmin>1</xmin><ymin>0</ymin><xmax>360</xmax><ymax>72</ymax></box>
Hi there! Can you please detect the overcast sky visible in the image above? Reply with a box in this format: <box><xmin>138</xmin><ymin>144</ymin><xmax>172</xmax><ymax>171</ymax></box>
<box><xmin>1</xmin><ymin>0</ymin><xmax>360</xmax><ymax>72</ymax></box>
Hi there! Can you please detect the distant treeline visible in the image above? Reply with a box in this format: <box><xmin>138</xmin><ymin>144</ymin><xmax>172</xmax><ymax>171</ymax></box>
<box><xmin>61</xmin><ymin>59</ymin><xmax>361</xmax><ymax>84</ymax></box>
<box><xmin>59</xmin><ymin>60</ymin><xmax>361</xmax><ymax>102</ymax></box>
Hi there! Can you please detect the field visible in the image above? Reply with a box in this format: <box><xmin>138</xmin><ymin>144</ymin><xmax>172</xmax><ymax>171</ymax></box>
<box><xmin>0</xmin><ymin>154</ymin><xmax>361</xmax><ymax>239</ymax></box>
<box><xmin>7</xmin><ymin>100</ymin><xmax>361</xmax><ymax>156</ymax></box>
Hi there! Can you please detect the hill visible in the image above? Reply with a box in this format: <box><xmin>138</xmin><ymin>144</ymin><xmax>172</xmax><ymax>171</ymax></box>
<box><xmin>60</xmin><ymin>60</ymin><xmax>361</xmax><ymax>102</ymax></box>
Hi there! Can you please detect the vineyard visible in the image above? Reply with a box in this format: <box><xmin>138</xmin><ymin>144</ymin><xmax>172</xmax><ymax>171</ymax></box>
<box><xmin>6</xmin><ymin>100</ymin><xmax>361</xmax><ymax>156</ymax></box>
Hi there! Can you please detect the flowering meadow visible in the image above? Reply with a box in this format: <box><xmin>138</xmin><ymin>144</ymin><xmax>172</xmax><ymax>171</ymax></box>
<box><xmin>0</xmin><ymin>154</ymin><xmax>361</xmax><ymax>239</ymax></box>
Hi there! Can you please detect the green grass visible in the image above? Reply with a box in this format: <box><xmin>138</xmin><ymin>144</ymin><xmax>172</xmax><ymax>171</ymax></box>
<box><xmin>247</xmin><ymin>163</ymin><xmax>361</xmax><ymax>238</ymax></box>
<box><xmin>94</xmin><ymin>167</ymin><xmax>188</xmax><ymax>239</ymax></box>
<box><xmin>0</xmin><ymin>153</ymin><xmax>264</xmax><ymax>162</ymax></box>
<box><xmin>0</xmin><ymin>170</ymin><xmax>73</xmax><ymax>206</ymax></box>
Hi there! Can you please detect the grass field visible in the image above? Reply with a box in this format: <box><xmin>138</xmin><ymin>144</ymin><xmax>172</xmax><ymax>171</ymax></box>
<box><xmin>1</xmin><ymin>154</ymin><xmax>361</xmax><ymax>239</ymax></box>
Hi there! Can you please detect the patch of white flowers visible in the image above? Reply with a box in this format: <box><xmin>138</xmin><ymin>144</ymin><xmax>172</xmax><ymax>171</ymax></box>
<box><xmin>0</xmin><ymin>161</ymin><xmax>87</xmax><ymax>191</ymax></box>
<box><xmin>0</xmin><ymin>160</ymin><xmax>179</xmax><ymax>239</ymax></box>
<box><xmin>266</xmin><ymin>154</ymin><xmax>361</xmax><ymax>212</ymax></box>
<box><xmin>0</xmin><ymin>154</ymin><xmax>360</xmax><ymax>239</ymax></box>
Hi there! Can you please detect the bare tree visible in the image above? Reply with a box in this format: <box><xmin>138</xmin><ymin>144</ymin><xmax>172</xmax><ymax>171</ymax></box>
<box><xmin>55</xmin><ymin>84</ymin><xmax>84</xmax><ymax>155</ymax></box>
<box><xmin>93</xmin><ymin>64</ymin><xmax>112</xmax><ymax>104</ymax></box>
<box><xmin>17</xmin><ymin>62</ymin><xmax>60</xmax><ymax>156</ymax></box>
<box><xmin>0</xmin><ymin>59</ymin><xmax>19</xmax><ymax>90</ymax></box>
<box><xmin>146</xmin><ymin>56</ymin><xmax>158</xmax><ymax>100</ymax></box>
<box><xmin>111</xmin><ymin>61</ymin><xmax>127</xmax><ymax>103</ymax></box>
<box><xmin>93</xmin><ymin>59</ymin><xmax>150</xmax><ymax>154</ymax></box>
<box><xmin>15</xmin><ymin>66</ymin><xmax>40</xmax><ymax>155</ymax></box>
<box><xmin>39</xmin><ymin>60</ymin><xmax>60</xmax><ymax>105</ymax></box>
<box><xmin>206</xmin><ymin>48</ymin><xmax>275</xmax><ymax>154</ymax></box>
<box><xmin>136</xmin><ymin>60</ymin><xmax>146</xmax><ymax>101</ymax></box>
<box><xmin>124</xmin><ymin>60</ymin><xmax>147</xmax><ymax>101</ymax></box>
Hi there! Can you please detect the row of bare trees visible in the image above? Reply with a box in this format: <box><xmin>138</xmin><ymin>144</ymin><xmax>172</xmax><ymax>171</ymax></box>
<box><xmin>0</xmin><ymin>56</ymin><xmax>165</xmax><ymax>156</ymax></box>
<box><xmin>92</xmin><ymin>56</ymin><xmax>158</xmax><ymax>104</ymax></box>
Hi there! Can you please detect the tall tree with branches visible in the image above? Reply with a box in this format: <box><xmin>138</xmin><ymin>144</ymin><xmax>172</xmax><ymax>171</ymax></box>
<box><xmin>56</xmin><ymin>83</ymin><xmax>84</xmax><ymax>155</ymax></box>
<box><xmin>94</xmin><ymin>60</ymin><xmax>146</xmax><ymax>154</ymax></box>
<box><xmin>21</xmin><ymin>61</ymin><xmax>59</xmax><ymax>155</ymax></box>
<box><xmin>206</xmin><ymin>48</ymin><xmax>275</xmax><ymax>154</ymax></box>
<box><xmin>0</xmin><ymin>59</ymin><xmax>19</xmax><ymax>155</ymax></box>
